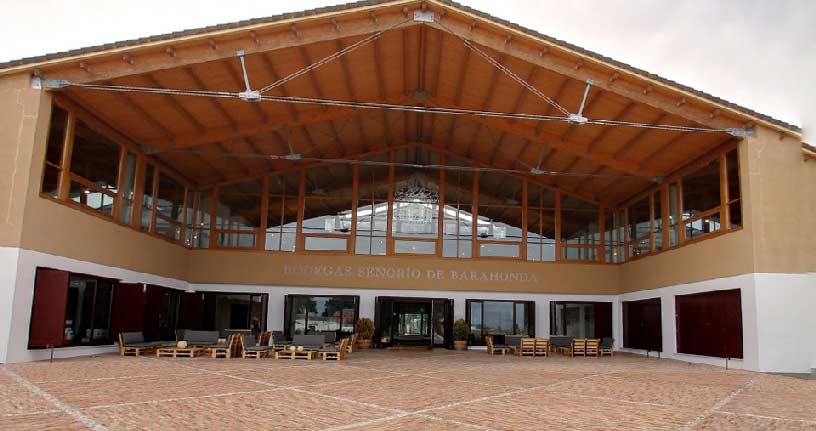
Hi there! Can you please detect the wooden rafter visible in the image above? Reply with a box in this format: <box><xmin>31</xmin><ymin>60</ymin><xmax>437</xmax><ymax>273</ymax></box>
<box><xmin>586</xmin><ymin>101</ymin><xmax>636</xmax><ymax>154</ymax></box>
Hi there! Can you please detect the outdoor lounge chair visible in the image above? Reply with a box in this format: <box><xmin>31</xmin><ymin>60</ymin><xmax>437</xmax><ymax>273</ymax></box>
<box><xmin>517</xmin><ymin>338</ymin><xmax>536</xmax><ymax>357</ymax></box>
<box><xmin>534</xmin><ymin>338</ymin><xmax>550</xmax><ymax>357</ymax></box>
<box><xmin>346</xmin><ymin>333</ymin><xmax>358</xmax><ymax>353</ymax></box>
<box><xmin>292</xmin><ymin>334</ymin><xmax>326</xmax><ymax>350</ymax></box>
<box><xmin>119</xmin><ymin>332</ymin><xmax>165</xmax><ymax>356</ymax></box>
<box><xmin>585</xmin><ymin>338</ymin><xmax>601</xmax><ymax>357</ymax></box>
<box><xmin>550</xmin><ymin>336</ymin><xmax>573</xmax><ymax>355</ymax></box>
<box><xmin>270</xmin><ymin>332</ymin><xmax>291</xmax><ymax>351</ymax></box>
<box><xmin>320</xmin><ymin>338</ymin><xmax>349</xmax><ymax>360</ymax></box>
<box><xmin>241</xmin><ymin>335</ymin><xmax>274</xmax><ymax>359</ymax></box>
<box><xmin>208</xmin><ymin>334</ymin><xmax>239</xmax><ymax>358</ymax></box>
<box><xmin>180</xmin><ymin>330</ymin><xmax>220</xmax><ymax>347</ymax></box>
<box><xmin>600</xmin><ymin>337</ymin><xmax>614</xmax><ymax>357</ymax></box>
<box><xmin>318</xmin><ymin>331</ymin><xmax>337</xmax><ymax>344</ymax></box>
<box><xmin>571</xmin><ymin>338</ymin><xmax>587</xmax><ymax>357</ymax></box>
<box><xmin>256</xmin><ymin>331</ymin><xmax>271</xmax><ymax>346</ymax></box>
<box><xmin>504</xmin><ymin>335</ymin><xmax>523</xmax><ymax>353</ymax></box>
<box><xmin>485</xmin><ymin>336</ymin><xmax>509</xmax><ymax>355</ymax></box>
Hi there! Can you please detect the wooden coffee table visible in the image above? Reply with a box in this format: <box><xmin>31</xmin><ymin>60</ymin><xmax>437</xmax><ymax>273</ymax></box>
<box><xmin>156</xmin><ymin>346</ymin><xmax>204</xmax><ymax>358</ymax></box>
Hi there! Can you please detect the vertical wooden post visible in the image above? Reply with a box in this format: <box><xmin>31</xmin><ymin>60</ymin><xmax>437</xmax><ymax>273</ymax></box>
<box><xmin>554</xmin><ymin>191</ymin><xmax>561</xmax><ymax>261</ymax></box>
<box><xmin>57</xmin><ymin>110</ymin><xmax>76</xmax><ymax>201</ymax></box>
<box><xmin>350</xmin><ymin>164</ymin><xmax>359</xmax><ymax>254</ymax></box>
<box><xmin>471</xmin><ymin>167</ymin><xmax>479</xmax><ymax>258</ymax></box>
<box><xmin>259</xmin><ymin>175</ymin><xmax>269</xmax><ymax>250</ymax></box>
<box><xmin>678</xmin><ymin>181</ymin><xmax>685</xmax><ymax>243</ymax></box>
<box><xmin>386</xmin><ymin>150</ymin><xmax>395</xmax><ymax>255</ymax></box>
<box><xmin>113</xmin><ymin>148</ymin><xmax>127</xmax><ymax>221</ymax></box>
<box><xmin>521</xmin><ymin>179</ymin><xmax>528</xmax><ymax>260</ymax></box>
<box><xmin>131</xmin><ymin>154</ymin><xmax>145</xmax><ymax>229</ymax></box>
<box><xmin>719</xmin><ymin>152</ymin><xmax>729</xmax><ymax>231</ymax></box>
<box><xmin>296</xmin><ymin>167</ymin><xmax>305</xmax><ymax>252</ymax></box>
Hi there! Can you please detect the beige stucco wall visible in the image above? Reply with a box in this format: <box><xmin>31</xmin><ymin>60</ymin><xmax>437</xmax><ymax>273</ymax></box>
<box><xmin>743</xmin><ymin>128</ymin><xmax>815</xmax><ymax>273</ymax></box>
<box><xmin>186</xmin><ymin>249</ymin><xmax>621</xmax><ymax>294</ymax></box>
<box><xmin>1</xmin><ymin>71</ymin><xmax>812</xmax><ymax>294</ymax></box>
<box><xmin>0</xmin><ymin>73</ymin><xmax>41</xmax><ymax>247</ymax></box>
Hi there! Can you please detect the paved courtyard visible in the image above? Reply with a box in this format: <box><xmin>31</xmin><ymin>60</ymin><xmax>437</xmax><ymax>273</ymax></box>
<box><xmin>1</xmin><ymin>349</ymin><xmax>815</xmax><ymax>430</ymax></box>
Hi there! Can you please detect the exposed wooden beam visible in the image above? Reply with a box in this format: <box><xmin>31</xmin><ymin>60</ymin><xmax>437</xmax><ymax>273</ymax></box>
<box><xmin>611</xmin><ymin>112</ymin><xmax>669</xmax><ymax>160</ymax></box>
<box><xmin>460</xmin><ymin>112</ymin><xmax>659</xmax><ymax>178</ymax></box>
<box><xmin>258</xmin><ymin>53</ymin><xmax>300</xmax><ymax>122</ymax></box>
<box><xmin>559</xmin><ymin>88</ymin><xmax>603</xmax><ymax>142</ymax></box>
<box><xmin>334</xmin><ymin>39</ymin><xmax>369</xmax><ymax>151</ymax></box>
<box><xmin>36</xmin><ymin>8</ymin><xmax>420</xmax><ymax>84</ymax></box>
<box><xmin>145</xmin><ymin>93</ymin><xmax>408</xmax><ymax>150</ymax></box>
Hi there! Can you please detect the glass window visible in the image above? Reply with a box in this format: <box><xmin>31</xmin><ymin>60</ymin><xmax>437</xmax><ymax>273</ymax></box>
<box><xmin>64</xmin><ymin>276</ymin><xmax>114</xmax><ymax>346</ymax></box>
<box><xmin>392</xmin><ymin>147</ymin><xmax>440</xmax><ymax>240</ymax></box>
<box><xmin>41</xmin><ymin>105</ymin><xmax>69</xmax><ymax>198</ymax></box>
<box><xmin>603</xmin><ymin>208</ymin><xmax>624</xmax><ymax>263</ymax></box>
<box><xmin>627</xmin><ymin>195</ymin><xmax>651</xmax><ymax>257</ymax></box>
<box><xmin>682</xmin><ymin>157</ymin><xmax>721</xmax><ymax>240</ymax></box>
<box><xmin>442</xmin><ymin>157</ymin><xmax>473</xmax><ymax>258</ymax></box>
<box><xmin>216</xmin><ymin>179</ymin><xmax>262</xmax><ymax>248</ymax></box>
<box><xmin>476</xmin><ymin>171</ymin><xmax>522</xmax><ymax>258</ymax></box>
<box><xmin>186</xmin><ymin>190</ymin><xmax>212</xmax><ymax>248</ymax></box>
<box><xmin>550</xmin><ymin>301</ymin><xmax>612</xmax><ymax>339</ymax></box>
<box><xmin>286</xmin><ymin>295</ymin><xmax>358</xmax><ymax>338</ymax></box>
<box><xmin>561</xmin><ymin>194</ymin><xmax>600</xmax><ymax>261</ymax></box>
<box><xmin>68</xmin><ymin>119</ymin><xmax>121</xmax><ymax>217</ymax></box>
<box><xmin>140</xmin><ymin>164</ymin><xmax>156</xmax><ymax>231</ymax></box>
<box><xmin>266</xmin><ymin>171</ymin><xmax>299</xmax><ymax>252</ymax></box>
<box><xmin>467</xmin><ymin>300</ymin><xmax>533</xmax><ymax>345</ymax></box>
<box><xmin>155</xmin><ymin>172</ymin><xmax>186</xmax><ymax>242</ymax></box>
<box><xmin>527</xmin><ymin>184</ymin><xmax>556</xmax><ymax>262</ymax></box>
<box><xmin>355</xmin><ymin>154</ymin><xmax>389</xmax><ymax>255</ymax></box>
<box><xmin>302</xmin><ymin>164</ymin><xmax>353</xmax><ymax>251</ymax></box>
<box><xmin>668</xmin><ymin>183</ymin><xmax>680</xmax><ymax>247</ymax></box>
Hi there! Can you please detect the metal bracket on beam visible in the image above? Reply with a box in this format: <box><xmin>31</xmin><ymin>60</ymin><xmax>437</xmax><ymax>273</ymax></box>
<box><xmin>236</xmin><ymin>49</ymin><xmax>261</xmax><ymax>102</ymax></box>
<box><xmin>726</xmin><ymin>128</ymin><xmax>756</xmax><ymax>138</ymax></box>
<box><xmin>281</xmin><ymin>153</ymin><xmax>302</xmax><ymax>161</ymax></box>
<box><xmin>530</xmin><ymin>168</ymin><xmax>546</xmax><ymax>175</ymax></box>
<box><xmin>413</xmin><ymin>10</ymin><xmax>434</xmax><ymax>23</ymax></box>
<box><xmin>568</xmin><ymin>79</ymin><xmax>594</xmax><ymax>125</ymax></box>
<box><xmin>32</xmin><ymin>77</ymin><xmax>71</xmax><ymax>89</ymax></box>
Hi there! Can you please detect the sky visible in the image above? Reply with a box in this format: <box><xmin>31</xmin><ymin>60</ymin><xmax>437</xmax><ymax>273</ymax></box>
<box><xmin>1</xmin><ymin>0</ymin><xmax>813</xmax><ymax>138</ymax></box>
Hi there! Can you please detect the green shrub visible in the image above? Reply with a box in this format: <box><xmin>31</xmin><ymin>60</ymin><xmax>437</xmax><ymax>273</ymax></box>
<box><xmin>453</xmin><ymin>319</ymin><xmax>470</xmax><ymax>341</ymax></box>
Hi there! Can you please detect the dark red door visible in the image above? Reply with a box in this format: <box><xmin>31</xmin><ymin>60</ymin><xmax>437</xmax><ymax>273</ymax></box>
<box><xmin>623</xmin><ymin>298</ymin><xmax>662</xmax><ymax>351</ymax></box>
<box><xmin>110</xmin><ymin>283</ymin><xmax>146</xmax><ymax>339</ymax></box>
<box><xmin>28</xmin><ymin>268</ymin><xmax>70</xmax><ymax>348</ymax></box>
<box><xmin>676</xmin><ymin>289</ymin><xmax>742</xmax><ymax>358</ymax></box>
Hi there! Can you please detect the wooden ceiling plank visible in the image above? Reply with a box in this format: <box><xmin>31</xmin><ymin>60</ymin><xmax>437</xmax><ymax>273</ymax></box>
<box><xmin>428</xmin><ymin>14</ymin><xmax>745</xmax><ymax>131</ymax></box>
<box><xmin>220</xmin><ymin>59</ymin><xmax>269</xmax><ymax>123</ymax></box>
<box><xmin>586</xmin><ymin>101</ymin><xmax>636</xmax><ymax>154</ymax></box>
<box><xmin>259</xmin><ymin>52</ymin><xmax>300</xmax><ymax>122</ymax></box>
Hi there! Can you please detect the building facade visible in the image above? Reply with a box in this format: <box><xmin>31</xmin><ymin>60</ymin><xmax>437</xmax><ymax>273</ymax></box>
<box><xmin>0</xmin><ymin>0</ymin><xmax>813</xmax><ymax>372</ymax></box>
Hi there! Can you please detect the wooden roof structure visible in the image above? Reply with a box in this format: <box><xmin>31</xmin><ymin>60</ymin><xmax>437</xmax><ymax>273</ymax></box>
<box><xmin>4</xmin><ymin>0</ymin><xmax>800</xmax><ymax>206</ymax></box>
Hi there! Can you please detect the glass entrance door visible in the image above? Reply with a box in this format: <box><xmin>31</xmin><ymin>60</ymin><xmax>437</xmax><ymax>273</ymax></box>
<box><xmin>374</xmin><ymin>297</ymin><xmax>453</xmax><ymax>348</ymax></box>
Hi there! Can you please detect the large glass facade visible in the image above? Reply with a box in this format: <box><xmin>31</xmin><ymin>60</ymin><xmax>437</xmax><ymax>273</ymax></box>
<box><xmin>550</xmin><ymin>301</ymin><xmax>612</xmax><ymax>339</ymax></box>
<box><xmin>39</xmin><ymin>102</ymin><xmax>746</xmax><ymax>263</ymax></box>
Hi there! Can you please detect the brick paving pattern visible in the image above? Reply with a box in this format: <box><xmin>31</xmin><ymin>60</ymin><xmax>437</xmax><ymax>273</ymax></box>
<box><xmin>1</xmin><ymin>349</ymin><xmax>814</xmax><ymax>430</ymax></box>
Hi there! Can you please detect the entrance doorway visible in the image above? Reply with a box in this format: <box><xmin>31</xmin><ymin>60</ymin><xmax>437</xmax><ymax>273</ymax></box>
<box><xmin>374</xmin><ymin>297</ymin><xmax>453</xmax><ymax>349</ymax></box>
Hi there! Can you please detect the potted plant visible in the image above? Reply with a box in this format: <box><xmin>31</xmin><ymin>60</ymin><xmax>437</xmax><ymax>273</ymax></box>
<box><xmin>453</xmin><ymin>319</ymin><xmax>470</xmax><ymax>351</ymax></box>
<box><xmin>355</xmin><ymin>317</ymin><xmax>375</xmax><ymax>349</ymax></box>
